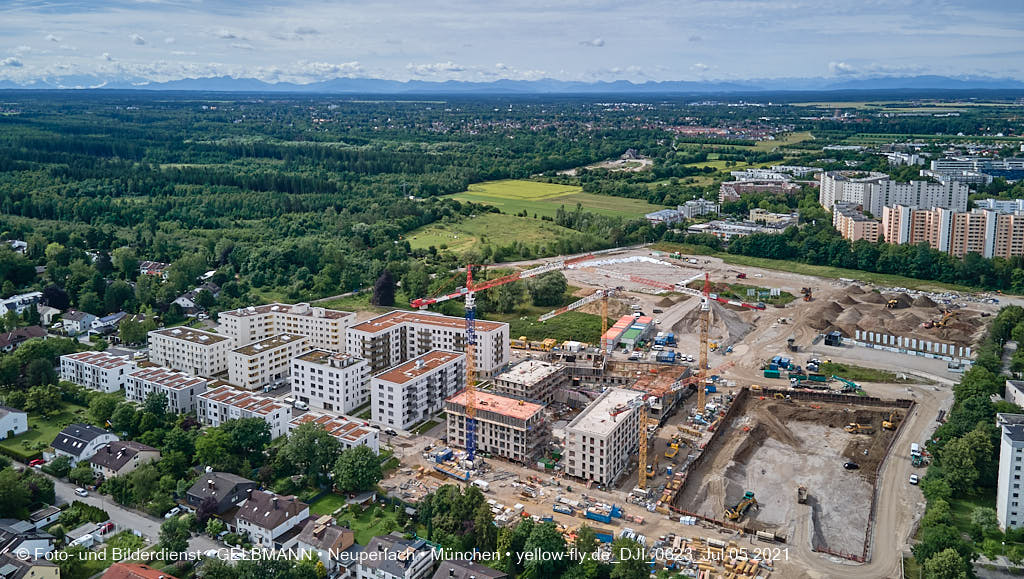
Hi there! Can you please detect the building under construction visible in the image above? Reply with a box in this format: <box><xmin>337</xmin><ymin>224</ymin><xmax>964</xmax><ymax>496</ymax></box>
<box><xmin>563</xmin><ymin>387</ymin><xmax>642</xmax><ymax>486</ymax></box>
<box><xmin>445</xmin><ymin>389</ymin><xmax>548</xmax><ymax>464</ymax></box>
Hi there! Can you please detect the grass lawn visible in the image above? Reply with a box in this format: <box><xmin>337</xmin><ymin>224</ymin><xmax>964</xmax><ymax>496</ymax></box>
<box><xmin>818</xmin><ymin>362</ymin><xmax>921</xmax><ymax>384</ymax></box>
<box><xmin>406</xmin><ymin>212</ymin><xmax>589</xmax><ymax>255</ymax></box>
<box><xmin>336</xmin><ymin>506</ymin><xmax>406</xmax><ymax>545</ymax></box>
<box><xmin>413</xmin><ymin>420</ymin><xmax>440</xmax><ymax>435</ymax></box>
<box><xmin>0</xmin><ymin>402</ymin><xmax>90</xmax><ymax>461</ymax></box>
<box><xmin>310</xmin><ymin>493</ymin><xmax>348</xmax><ymax>516</ymax></box>
<box><xmin>505</xmin><ymin>311</ymin><xmax>602</xmax><ymax>344</ymax></box>
<box><xmin>445</xmin><ymin>179</ymin><xmax>663</xmax><ymax>219</ymax></box>
<box><xmin>316</xmin><ymin>290</ymin><xmax>414</xmax><ymax>312</ymax></box>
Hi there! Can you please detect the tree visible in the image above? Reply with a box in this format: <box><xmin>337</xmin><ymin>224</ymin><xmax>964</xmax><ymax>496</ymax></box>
<box><xmin>574</xmin><ymin>525</ymin><xmax>598</xmax><ymax>554</ymax></box>
<box><xmin>196</xmin><ymin>428</ymin><xmax>234</xmax><ymax>471</ymax></box>
<box><xmin>281</xmin><ymin>423</ymin><xmax>341</xmax><ymax>486</ymax></box>
<box><xmin>143</xmin><ymin>391</ymin><xmax>168</xmax><ymax>420</ymax></box>
<box><xmin>111</xmin><ymin>247</ymin><xmax>139</xmax><ymax>280</ymax></box>
<box><xmin>104</xmin><ymin>280</ymin><xmax>133</xmax><ymax>313</ymax></box>
<box><xmin>24</xmin><ymin>360</ymin><xmax>57</xmax><ymax>388</ymax></box>
<box><xmin>923</xmin><ymin>547</ymin><xmax>972</xmax><ymax>579</ymax></box>
<box><xmin>42</xmin><ymin>285</ymin><xmax>71</xmax><ymax>310</ymax></box>
<box><xmin>159</xmin><ymin>515</ymin><xmax>191</xmax><ymax>554</ymax></box>
<box><xmin>522</xmin><ymin>521</ymin><xmax>567</xmax><ymax>577</ymax></box>
<box><xmin>119</xmin><ymin>317</ymin><xmax>156</xmax><ymax>345</ymax></box>
<box><xmin>527</xmin><ymin>272</ymin><xmax>567</xmax><ymax>306</ymax></box>
<box><xmin>206</xmin><ymin>517</ymin><xmax>226</xmax><ymax>538</ymax></box>
<box><xmin>68</xmin><ymin>463</ymin><xmax>95</xmax><ymax>486</ymax></box>
<box><xmin>110</xmin><ymin>404</ymin><xmax>138</xmax><ymax>436</ymax></box>
<box><xmin>971</xmin><ymin>507</ymin><xmax>1000</xmax><ymax>540</ymax></box>
<box><xmin>913</xmin><ymin>523</ymin><xmax>973</xmax><ymax>566</ymax></box>
<box><xmin>41</xmin><ymin>456</ymin><xmax>72</xmax><ymax>478</ymax></box>
<box><xmin>222</xmin><ymin>418</ymin><xmax>272</xmax><ymax>459</ymax></box>
<box><xmin>372</xmin><ymin>270</ymin><xmax>396</xmax><ymax>306</ymax></box>
<box><xmin>332</xmin><ymin>446</ymin><xmax>382</xmax><ymax>493</ymax></box>
<box><xmin>24</xmin><ymin>384</ymin><xmax>61</xmax><ymax>414</ymax></box>
<box><xmin>89</xmin><ymin>394</ymin><xmax>119</xmax><ymax>425</ymax></box>
<box><xmin>78</xmin><ymin>292</ymin><xmax>101</xmax><ymax>315</ymax></box>
<box><xmin>402</xmin><ymin>264</ymin><xmax>430</xmax><ymax>301</ymax></box>
<box><xmin>611</xmin><ymin>537</ymin><xmax>648</xmax><ymax>579</ymax></box>
<box><xmin>0</xmin><ymin>468</ymin><xmax>31</xmax><ymax>519</ymax></box>
<box><xmin>194</xmin><ymin>289</ymin><xmax>217</xmax><ymax>310</ymax></box>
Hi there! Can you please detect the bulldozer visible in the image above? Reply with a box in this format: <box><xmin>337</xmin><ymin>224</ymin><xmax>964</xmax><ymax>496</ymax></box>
<box><xmin>845</xmin><ymin>423</ymin><xmax>874</xmax><ymax>435</ymax></box>
<box><xmin>800</xmin><ymin>287</ymin><xmax>813</xmax><ymax>302</ymax></box>
<box><xmin>882</xmin><ymin>411</ymin><xmax>899</xmax><ymax>430</ymax></box>
<box><xmin>886</xmin><ymin>299</ymin><xmax>899</xmax><ymax>309</ymax></box>
<box><xmin>726</xmin><ymin>491</ymin><xmax>758</xmax><ymax>520</ymax></box>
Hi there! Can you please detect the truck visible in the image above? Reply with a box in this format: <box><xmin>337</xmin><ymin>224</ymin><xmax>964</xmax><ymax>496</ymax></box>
<box><xmin>666</xmin><ymin>333</ymin><xmax>676</xmax><ymax>346</ymax></box>
<box><xmin>585</xmin><ymin>507</ymin><xmax>613</xmax><ymax>524</ymax></box>
<box><xmin>472</xmin><ymin>480</ymin><xmax>490</xmax><ymax>492</ymax></box>
<box><xmin>553</xmin><ymin>504</ymin><xmax>574</xmax><ymax>515</ymax></box>
<box><xmin>763</xmin><ymin>369</ymin><xmax>781</xmax><ymax>379</ymax></box>
<box><xmin>910</xmin><ymin>443</ymin><xmax>921</xmax><ymax>458</ymax></box>
<box><xmin>807</xmin><ymin>373</ymin><xmax>828</xmax><ymax>383</ymax></box>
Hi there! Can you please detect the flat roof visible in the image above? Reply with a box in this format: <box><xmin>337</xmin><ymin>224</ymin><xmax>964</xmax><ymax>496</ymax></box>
<box><xmin>446</xmin><ymin>389</ymin><xmax>543</xmax><ymax>420</ymax></box>
<box><xmin>233</xmin><ymin>333</ymin><xmax>307</xmax><ymax>357</ymax></box>
<box><xmin>351</xmin><ymin>310</ymin><xmax>505</xmax><ymax>334</ymax></box>
<box><xmin>290</xmin><ymin>412</ymin><xmax>375</xmax><ymax>444</ymax></box>
<box><xmin>373</xmin><ymin>350</ymin><xmax>463</xmax><ymax>386</ymax></box>
<box><xmin>63</xmin><ymin>351</ymin><xmax>134</xmax><ymax>370</ymax></box>
<box><xmin>198</xmin><ymin>385</ymin><xmax>286</xmax><ymax>416</ymax></box>
<box><xmin>496</xmin><ymin>359</ymin><xmax>563</xmax><ymax>386</ymax></box>
<box><xmin>220</xmin><ymin>302</ymin><xmax>353</xmax><ymax>320</ymax></box>
<box><xmin>295</xmin><ymin>349</ymin><xmax>363</xmax><ymax>367</ymax></box>
<box><xmin>566</xmin><ymin>387</ymin><xmax>641</xmax><ymax>436</ymax></box>
<box><xmin>129</xmin><ymin>366</ymin><xmax>206</xmax><ymax>390</ymax></box>
<box><xmin>151</xmin><ymin>326</ymin><xmax>230</xmax><ymax>345</ymax></box>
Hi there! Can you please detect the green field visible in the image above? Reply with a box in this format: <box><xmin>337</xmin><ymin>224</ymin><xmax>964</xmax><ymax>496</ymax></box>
<box><xmin>818</xmin><ymin>362</ymin><xmax>921</xmax><ymax>384</ymax></box>
<box><xmin>0</xmin><ymin>403</ymin><xmax>90</xmax><ymax>461</ymax></box>
<box><xmin>310</xmin><ymin>493</ymin><xmax>348</xmax><ymax>516</ymax></box>
<box><xmin>406</xmin><ymin>212</ymin><xmax>588</xmax><ymax>254</ymax></box>
<box><xmin>445</xmin><ymin>179</ymin><xmax>664</xmax><ymax>219</ymax></box>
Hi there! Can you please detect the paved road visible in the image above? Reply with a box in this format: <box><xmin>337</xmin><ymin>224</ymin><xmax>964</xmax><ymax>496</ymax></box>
<box><xmin>51</xmin><ymin>475</ymin><xmax>218</xmax><ymax>554</ymax></box>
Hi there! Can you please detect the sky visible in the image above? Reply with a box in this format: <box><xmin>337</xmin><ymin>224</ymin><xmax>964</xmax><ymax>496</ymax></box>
<box><xmin>1</xmin><ymin>0</ymin><xmax>1023</xmax><ymax>86</ymax></box>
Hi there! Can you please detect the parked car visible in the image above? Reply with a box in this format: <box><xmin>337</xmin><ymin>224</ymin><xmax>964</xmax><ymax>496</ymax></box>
<box><xmin>294</xmin><ymin>400</ymin><xmax>309</xmax><ymax>411</ymax></box>
<box><xmin>909</xmin><ymin>474</ymin><xmax>920</xmax><ymax>485</ymax></box>
<box><xmin>74</xmin><ymin>488</ymin><xmax>88</xmax><ymax>497</ymax></box>
<box><xmin>28</xmin><ymin>459</ymin><xmax>45</xmax><ymax>468</ymax></box>
<box><xmin>96</xmin><ymin>522</ymin><xmax>115</xmax><ymax>535</ymax></box>
<box><xmin>384</xmin><ymin>429</ymin><xmax>398</xmax><ymax>436</ymax></box>
<box><xmin>843</xmin><ymin>462</ymin><xmax>860</xmax><ymax>470</ymax></box>
<box><xmin>164</xmin><ymin>507</ymin><xmax>182</xmax><ymax>519</ymax></box>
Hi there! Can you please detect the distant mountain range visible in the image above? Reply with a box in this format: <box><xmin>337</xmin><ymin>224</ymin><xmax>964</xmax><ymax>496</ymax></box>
<box><xmin>2</xmin><ymin>74</ymin><xmax>1024</xmax><ymax>94</ymax></box>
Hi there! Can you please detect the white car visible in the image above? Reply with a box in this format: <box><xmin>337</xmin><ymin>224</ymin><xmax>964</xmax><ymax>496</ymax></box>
<box><xmin>909</xmin><ymin>474</ymin><xmax>920</xmax><ymax>485</ymax></box>
<box><xmin>164</xmin><ymin>507</ymin><xmax>182</xmax><ymax>519</ymax></box>
<box><xmin>74</xmin><ymin>488</ymin><xmax>88</xmax><ymax>497</ymax></box>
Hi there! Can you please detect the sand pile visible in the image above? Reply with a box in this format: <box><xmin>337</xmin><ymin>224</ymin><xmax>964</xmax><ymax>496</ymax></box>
<box><xmin>846</xmin><ymin>285</ymin><xmax>866</xmax><ymax>295</ymax></box>
<box><xmin>858</xmin><ymin>292</ymin><xmax>885</xmax><ymax>304</ymax></box>
<box><xmin>884</xmin><ymin>293</ymin><xmax>913</xmax><ymax>309</ymax></box>
<box><xmin>671</xmin><ymin>300</ymin><xmax>753</xmax><ymax>345</ymax></box>
<box><xmin>656</xmin><ymin>296</ymin><xmax>676</xmax><ymax>307</ymax></box>
<box><xmin>913</xmin><ymin>295</ymin><xmax>937</xmax><ymax>308</ymax></box>
<box><xmin>838</xmin><ymin>295</ymin><xmax>858</xmax><ymax>306</ymax></box>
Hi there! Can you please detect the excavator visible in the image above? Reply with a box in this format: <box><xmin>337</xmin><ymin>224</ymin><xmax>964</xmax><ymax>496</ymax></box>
<box><xmin>882</xmin><ymin>411</ymin><xmax>899</xmax><ymax>430</ymax></box>
<box><xmin>800</xmin><ymin>287</ymin><xmax>813</xmax><ymax>302</ymax></box>
<box><xmin>923</xmin><ymin>309</ymin><xmax>959</xmax><ymax>329</ymax></box>
<box><xmin>886</xmin><ymin>299</ymin><xmax>900</xmax><ymax>309</ymax></box>
<box><xmin>726</xmin><ymin>491</ymin><xmax>758</xmax><ymax>520</ymax></box>
<box><xmin>845</xmin><ymin>423</ymin><xmax>874</xmax><ymax>435</ymax></box>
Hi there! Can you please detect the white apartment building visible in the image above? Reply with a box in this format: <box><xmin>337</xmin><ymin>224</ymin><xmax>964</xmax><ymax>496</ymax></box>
<box><xmin>289</xmin><ymin>412</ymin><xmax>380</xmax><ymax>454</ymax></box>
<box><xmin>197</xmin><ymin>385</ymin><xmax>291</xmax><ymax>439</ymax></box>
<box><xmin>60</xmin><ymin>351</ymin><xmax>137</xmax><ymax>393</ymax></box>
<box><xmin>976</xmin><ymin>198</ymin><xmax>1024</xmax><ymax>214</ymax></box>
<box><xmin>291</xmin><ymin>350</ymin><xmax>370</xmax><ymax>414</ymax></box>
<box><xmin>371</xmin><ymin>350</ymin><xmax>465</xmax><ymax>430</ymax></box>
<box><xmin>148</xmin><ymin>327</ymin><xmax>233</xmax><ymax>377</ymax></box>
<box><xmin>126</xmin><ymin>366</ymin><xmax>207</xmax><ymax>414</ymax></box>
<box><xmin>227</xmin><ymin>333</ymin><xmax>309</xmax><ymax>391</ymax></box>
<box><xmin>218</xmin><ymin>303</ymin><xmax>355</xmax><ymax>352</ymax></box>
<box><xmin>347</xmin><ymin>310</ymin><xmax>508</xmax><ymax>378</ymax></box>
<box><xmin>997</xmin><ymin>413</ymin><xmax>1024</xmax><ymax>530</ymax></box>
<box><xmin>493</xmin><ymin>359</ymin><xmax>567</xmax><ymax>403</ymax></box>
<box><xmin>564</xmin><ymin>387</ymin><xmax>642</xmax><ymax>486</ymax></box>
<box><xmin>819</xmin><ymin>171</ymin><xmax>968</xmax><ymax>216</ymax></box>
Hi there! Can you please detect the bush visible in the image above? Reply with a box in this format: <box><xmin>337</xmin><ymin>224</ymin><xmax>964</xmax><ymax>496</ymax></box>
<box><xmin>58</xmin><ymin>501</ymin><xmax>108</xmax><ymax>528</ymax></box>
<box><xmin>41</xmin><ymin>456</ymin><xmax>71</xmax><ymax>478</ymax></box>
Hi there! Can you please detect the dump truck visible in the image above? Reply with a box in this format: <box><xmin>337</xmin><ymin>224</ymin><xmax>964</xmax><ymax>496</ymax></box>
<box><xmin>725</xmin><ymin>491</ymin><xmax>758</xmax><ymax>520</ymax></box>
<box><xmin>665</xmin><ymin>444</ymin><xmax>679</xmax><ymax>459</ymax></box>
<box><xmin>844</xmin><ymin>423</ymin><xmax>874</xmax><ymax>435</ymax></box>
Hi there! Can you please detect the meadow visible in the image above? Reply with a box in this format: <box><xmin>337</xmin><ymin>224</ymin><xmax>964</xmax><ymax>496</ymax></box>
<box><xmin>405</xmin><ymin>212</ymin><xmax>589</xmax><ymax>254</ymax></box>
<box><xmin>445</xmin><ymin>179</ymin><xmax>663</xmax><ymax>219</ymax></box>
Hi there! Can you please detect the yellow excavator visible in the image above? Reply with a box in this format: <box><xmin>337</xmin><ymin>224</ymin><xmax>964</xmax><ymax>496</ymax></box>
<box><xmin>845</xmin><ymin>423</ymin><xmax>874</xmax><ymax>435</ymax></box>
<box><xmin>882</xmin><ymin>411</ymin><xmax>899</xmax><ymax>430</ymax></box>
<box><xmin>726</xmin><ymin>491</ymin><xmax>758</xmax><ymax>520</ymax></box>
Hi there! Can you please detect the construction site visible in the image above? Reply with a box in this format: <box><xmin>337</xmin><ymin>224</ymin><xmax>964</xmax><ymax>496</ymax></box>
<box><xmin>378</xmin><ymin>245</ymin><xmax>1003</xmax><ymax>578</ymax></box>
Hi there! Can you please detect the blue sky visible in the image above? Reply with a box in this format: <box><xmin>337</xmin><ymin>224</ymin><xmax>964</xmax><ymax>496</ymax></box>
<box><xmin>1</xmin><ymin>0</ymin><xmax>1023</xmax><ymax>85</ymax></box>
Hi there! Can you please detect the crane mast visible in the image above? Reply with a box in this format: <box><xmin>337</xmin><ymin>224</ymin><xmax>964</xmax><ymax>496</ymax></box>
<box><xmin>464</xmin><ymin>270</ymin><xmax>478</xmax><ymax>461</ymax></box>
<box><xmin>697</xmin><ymin>273</ymin><xmax>711</xmax><ymax>414</ymax></box>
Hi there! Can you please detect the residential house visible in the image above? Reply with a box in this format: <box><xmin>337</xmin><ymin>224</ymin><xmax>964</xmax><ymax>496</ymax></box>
<box><xmin>125</xmin><ymin>367</ymin><xmax>207</xmax><ymax>414</ymax></box>
<box><xmin>289</xmin><ymin>412</ymin><xmax>380</xmax><ymax>454</ymax></box>
<box><xmin>172</xmin><ymin>283</ymin><xmax>221</xmax><ymax>310</ymax></box>
<box><xmin>6</xmin><ymin>240</ymin><xmax>27</xmax><ymax>254</ymax></box>
<box><xmin>27</xmin><ymin>506</ymin><xmax>60</xmax><ymax>531</ymax></box>
<box><xmin>232</xmin><ymin>490</ymin><xmax>310</xmax><ymax>549</ymax></box>
<box><xmin>0</xmin><ymin>550</ymin><xmax>59</xmax><ymax>577</ymax></box>
<box><xmin>90</xmin><ymin>312</ymin><xmax>127</xmax><ymax>334</ymax></box>
<box><xmin>431</xmin><ymin>561</ymin><xmax>507</xmax><ymax>579</ymax></box>
<box><xmin>60</xmin><ymin>351</ymin><xmax>136</xmax><ymax>393</ymax></box>
<box><xmin>0</xmin><ymin>292</ymin><xmax>42</xmax><ymax>317</ymax></box>
<box><xmin>197</xmin><ymin>386</ymin><xmax>291</xmax><ymax>439</ymax></box>
<box><xmin>0</xmin><ymin>519</ymin><xmax>55</xmax><ymax>560</ymax></box>
<box><xmin>36</xmin><ymin>305</ymin><xmax>60</xmax><ymax>326</ymax></box>
<box><xmin>48</xmin><ymin>424</ymin><xmax>118</xmax><ymax>465</ymax></box>
<box><xmin>296</xmin><ymin>516</ymin><xmax>359</xmax><ymax>577</ymax></box>
<box><xmin>89</xmin><ymin>441</ymin><xmax>161</xmax><ymax>480</ymax></box>
<box><xmin>102</xmin><ymin>563</ymin><xmax>179</xmax><ymax>579</ymax></box>
<box><xmin>61</xmin><ymin>311</ymin><xmax>97</xmax><ymax>336</ymax></box>
<box><xmin>0</xmin><ymin>406</ymin><xmax>27</xmax><ymax>440</ymax></box>
<box><xmin>356</xmin><ymin>533</ymin><xmax>435</xmax><ymax>579</ymax></box>
<box><xmin>148</xmin><ymin>327</ymin><xmax>233</xmax><ymax>377</ymax></box>
<box><xmin>138</xmin><ymin>261</ymin><xmax>170</xmax><ymax>279</ymax></box>
<box><xmin>0</xmin><ymin>326</ymin><xmax>46</xmax><ymax>353</ymax></box>
<box><xmin>185</xmin><ymin>471</ymin><xmax>258</xmax><ymax>515</ymax></box>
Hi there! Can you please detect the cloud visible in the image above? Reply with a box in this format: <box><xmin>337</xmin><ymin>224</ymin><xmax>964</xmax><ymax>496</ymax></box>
<box><xmin>170</xmin><ymin>50</ymin><xmax>197</xmax><ymax>56</ymax></box>
<box><xmin>495</xmin><ymin>62</ymin><xmax>509</xmax><ymax>71</ymax></box>
<box><xmin>130</xmin><ymin>33</ymin><xmax>146</xmax><ymax>45</ymax></box>
<box><xmin>293</xmin><ymin>60</ymin><xmax>362</xmax><ymax>78</ymax></box>
<box><xmin>406</xmin><ymin>61</ymin><xmax>466</xmax><ymax>76</ymax></box>
<box><xmin>294</xmin><ymin>26</ymin><xmax>318</xmax><ymax>35</ymax></box>
<box><xmin>688</xmin><ymin>35</ymin><xmax>702</xmax><ymax>42</ymax></box>
<box><xmin>45</xmin><ymin>34</ymin><xmax>60</xmax><ymax>43</ymax></box>
<box><xmin>215</xmin><ymin>29</ymin><xmax>239</xmax><ymax>39</ymax></box>
<box><xmin>691</xmin><ymin>62</ymin><xmax>711</xmax><ymax>73</ymax></box>
<box><xmin>828</xmin><ymin>61</ymin><xmax>856</xmax><ymax>75</ymax></box>
<box><xmin>230</xmin><ymin>43</ymin><xmax>255</xmax><ymax>51</ymax></box>
<box><xmin>579</xmin><ymin>38</ymin><xmax>605</xmax><ymax>47</ymax></box>
<box><xmin>59</xmin><ymin>45</ymin><xmax>78</xmax><ymax>51</ymax></box>
<box><xmin>101</xmin><ymin>53</ymin><xmax>113</xmax><ymax>61</ymax></box>
<box><xmin>1</xmin><ymin>57</ymin><xmax>23</xmax><ymax>67</ymax></box>
<box><xmin>164</xmin><ymin>37</ymin><xmax>175</xmax><ymax>44</ymax></box>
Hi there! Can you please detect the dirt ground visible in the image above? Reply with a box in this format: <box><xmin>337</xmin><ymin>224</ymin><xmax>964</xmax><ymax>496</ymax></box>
<box><xmin>676</xmin><ymin>397</ymin><xmax>901</xmax><ymax>555</ymax></box>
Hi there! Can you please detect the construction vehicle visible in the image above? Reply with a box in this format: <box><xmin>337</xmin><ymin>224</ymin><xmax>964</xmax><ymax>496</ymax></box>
<box><xmin>924</xmin><ymin>309</ymin><xmax>959</xmax><ymax>329</ymax></box>
<box><xmin>882</xmin><ymin>411</ymin><xmax>899</xmax><ymax>430</ymax></box>
<box><xmin>844</xmin><ymin>423</ymin><xmax>874</xmax><ymax>435</ymax></box>
<box><xmin>736</xmin><ymin>273</ymin><xmax>747</xmax><ymax>279</ymax></box>
<box><xmin>800</xmin><ymin>287</ymin><xmax>812</xmax><ymax>301</ymax></box>
<box><xmin>725</xmin><ymin>491</ymin><xmax>758</xmax><ymax>520</ymax></box>
<box><xmin>832</xmin><ymin>375</ymin><xmax>859</xmax><ymax>392</ymax></box>
<box><xmin>797</xmin><ymin>486</ymin><xmax>808</xmax><ymax>504</ymax></box>
<box><xmin>665</xmin><ymin>443</ymin><xmax>679</xmax><ymax>459</ymax></box>
<box><xmin>886</xmin><ymin>299</ymin><xmax>899</xmax><ymax>309</ymax></box>
<box><xmin>510</xmin><ymin>337</ymin><xmax>529</xmax><ymax>349</ymax></box>
<box><xmin>787</xmin><ymin>337</ymin><xmax>798</xmax><ymax>352</ymax></box>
